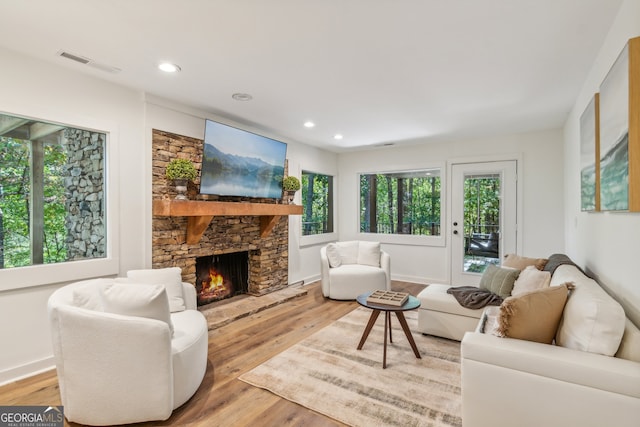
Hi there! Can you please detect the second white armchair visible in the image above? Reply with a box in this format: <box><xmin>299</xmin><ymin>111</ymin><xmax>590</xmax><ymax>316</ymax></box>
<box><xmin>320</xmin><ymin>241</ymin><xmax>391</xmax><ymax>300</ymax></box>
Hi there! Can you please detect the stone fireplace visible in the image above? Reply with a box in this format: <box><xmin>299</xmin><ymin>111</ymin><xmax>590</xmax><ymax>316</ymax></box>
<box><xmin>151</xmin><ymin>129</ymin><xmax>294</xmax><ymax>303</ymax></box>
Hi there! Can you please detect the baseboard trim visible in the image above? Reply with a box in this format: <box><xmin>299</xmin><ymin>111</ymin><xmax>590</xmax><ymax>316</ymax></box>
<box><xmin>391</xmin><ymin>274</ymin><xmax>448</xmax><ymax>285</ymax></box>
<box><xmin>302</xmin><ymin>274</ymin><xmax>446</xmax><ymax>287</ymax></box>
<box><xmin>297</xmin><ymin>274</ymin><xmax>320</xmax><ymax>286</ymax></box>
<box><xmin>0</xmin><ymin>357</ymin><xmax>55</xmax><ymax>387</ymax></box>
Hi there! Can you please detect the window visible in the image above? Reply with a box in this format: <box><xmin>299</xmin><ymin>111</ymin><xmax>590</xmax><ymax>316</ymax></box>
<box><xmin>301</xmin><ymin>171</ymin><xmax>334</xmax><ymax>235</ymax></box>
<box><xmin>463</xmin><ymin>173</ymin><xmax>500</xmax><ymax>237</ymax></box>
<box><xmin>360</xmin><ymin>169</ymin><xmax>441</xmax><ymax>236</ymax></box>
<box><xmin>0</xmin><ymin>112</ymin><xmax>106</xmax><ymax>269</ymax></box>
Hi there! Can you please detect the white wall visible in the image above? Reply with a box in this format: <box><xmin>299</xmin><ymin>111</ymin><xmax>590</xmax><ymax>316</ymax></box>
<box><xmin>0</xmin><ymin>47</ymin><xmax>146</xmax><ymax>384</ymax></box>
<box><xmin>563</xmin><ymin>0</ymin><xmax>640</xmax><ymax>325</ymax></box>
<box><xmin>338</xmin><ymin>129</ymin><xmax>566</xmax><ymax>284</ymax></box>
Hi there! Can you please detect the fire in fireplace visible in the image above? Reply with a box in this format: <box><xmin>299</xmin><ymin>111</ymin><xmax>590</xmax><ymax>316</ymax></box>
<box><xmin>195</xmin><ymin>252</ymin><xmax>249</xmax><ymax>306</ymax></box>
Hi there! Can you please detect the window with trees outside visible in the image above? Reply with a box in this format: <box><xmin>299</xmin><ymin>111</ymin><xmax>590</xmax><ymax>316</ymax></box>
<box><xmin>0</xmin><ymin>112</ymin><xmax>106</xmax><ymax>269</ymax></box>
<box><xmin>360</xmin><ymin>169</ymin><xmax>441</xmax><ymax>236</ymax></box>
<box><xmin>301</xmin><ymin>171</ymin><xmax>333</xmax><ymax>235</ymax></box>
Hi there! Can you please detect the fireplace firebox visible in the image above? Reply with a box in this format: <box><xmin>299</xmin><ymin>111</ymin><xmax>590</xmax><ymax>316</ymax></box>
<box><xmin>195</xmin><ymin>252</ymin><xmax>249</xmax><ymax>306</ymax></box>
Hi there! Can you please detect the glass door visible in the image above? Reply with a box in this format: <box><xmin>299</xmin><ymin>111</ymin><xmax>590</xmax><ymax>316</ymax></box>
<box><xmin>451</xmin><ymin>161</ymin><xmax>517</xmax><ymax>285</ymax></box>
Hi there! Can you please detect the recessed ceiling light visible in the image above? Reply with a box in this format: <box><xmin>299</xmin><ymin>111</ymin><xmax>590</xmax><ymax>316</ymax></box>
<box><xmin>304</xmin><ymin>121</ymin><xmax>315</xmax><ymax>128</ymax></box>
<box><xmin>232</xmin><ymin>93</ymin><xmax>253</xmax><ymax>101</ymax></box>
<box><xmin>334</xmin><ymin>134</ymin><xmax>343</xmax><ymax>140</ymax></box>
<box><xmin>158</xmin><ymin>62</ymin><xmax>181</xmax><ymax>73</ymax></box>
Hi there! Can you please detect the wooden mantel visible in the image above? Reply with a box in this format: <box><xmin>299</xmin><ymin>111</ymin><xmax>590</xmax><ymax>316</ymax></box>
<box><xmin>153</xmin><ymin>199</ymin><xmax>303</xmax><ymax>244</ymax></box>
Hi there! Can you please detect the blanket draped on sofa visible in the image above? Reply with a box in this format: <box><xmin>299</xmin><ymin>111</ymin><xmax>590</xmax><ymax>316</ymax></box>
<box><xmin>447</xmin><ymin>286</ymin><xmax>504</xmax><ymax>309</ymax></box>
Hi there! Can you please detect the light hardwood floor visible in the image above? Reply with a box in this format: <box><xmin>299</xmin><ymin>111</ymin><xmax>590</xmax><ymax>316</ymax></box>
<box><xmin>0</xmin><ymin>281</ymin><xmax>426</xmax><ymax>426</ymax></box>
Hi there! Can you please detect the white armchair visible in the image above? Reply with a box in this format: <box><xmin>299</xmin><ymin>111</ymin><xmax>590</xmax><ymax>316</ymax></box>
<box><xmin>320</xmin><ymin>241</ymin><xmax>391</xmax><ymax>300</ymax></box>
<box><xmin>47</xmin><ymin>271</ymin><xmax>208</xmax><ymax>426</ymax></box>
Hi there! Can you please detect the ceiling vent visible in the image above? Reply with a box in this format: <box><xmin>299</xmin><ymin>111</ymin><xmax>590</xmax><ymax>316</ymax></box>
<box><xmin>57</xmin><ymin>50</ymin><xmax>121</xmax><ymax>73</ymax></box>
<box><xmin>59</xmin><ymin>50</ymin><xmax>90</xmax><ymax>64</ymax></box>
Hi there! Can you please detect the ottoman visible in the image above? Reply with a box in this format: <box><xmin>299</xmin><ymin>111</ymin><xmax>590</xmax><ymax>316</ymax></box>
<box><xmin>416</xmin><ymin>284</ymin><xmax>484</xmax><ymax>341</ymax></box>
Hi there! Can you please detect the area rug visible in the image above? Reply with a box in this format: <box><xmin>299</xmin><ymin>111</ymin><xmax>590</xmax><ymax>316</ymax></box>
<box><xmin>239</xmin><ymin>307</ymin><xmax>462</xmax><ymax>427</ymax></box>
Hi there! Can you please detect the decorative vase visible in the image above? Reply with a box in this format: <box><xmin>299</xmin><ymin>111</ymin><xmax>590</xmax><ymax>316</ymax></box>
<box><xmin>285</xmin><ymin>190</ymin><xmax>296</xmax><ymax>204</ymax></box>
<box><xmin>174</xmin><ymin>178</ymin><xmax>189</xmax><ymax>200</ymax></box>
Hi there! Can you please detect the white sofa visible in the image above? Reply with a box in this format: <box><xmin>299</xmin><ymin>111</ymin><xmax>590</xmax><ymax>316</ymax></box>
<box><xmin>320</xmin><ymin>241</ymin><xmax>391</xmax><ymax>300</ymax></box>
<box><xmin>416</xmin><ymin>283</ymin><xmax>484</xmax><ymax>340</ymax></box>
<box><xmin>460</xmin><ymin>263</ymin><xmax>640</xmax><ymax>427</ymax></box>
<box><xmin>48</xmin><ymin>273</ymin><xmax>208</xmax><ymax>426</ymax></box>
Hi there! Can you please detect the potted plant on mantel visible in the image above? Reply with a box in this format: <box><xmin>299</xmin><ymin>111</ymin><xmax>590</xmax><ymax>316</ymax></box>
<box><xmin>166</xmin><ymin>158</ymin><xmax>197</xmax><ymax>200</ymax></box>
<box><xmin>282</xmin><ymin>175</ymin><xmax>301</xmax><ymax>204</ymax></box>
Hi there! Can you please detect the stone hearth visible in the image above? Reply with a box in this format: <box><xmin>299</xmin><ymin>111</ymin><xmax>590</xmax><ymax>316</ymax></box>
<box><xmin>151</xmin><ymin>129</ymin><xmax>291</xmax><ymax>297</ymax></box>
<box><xmin>200</xmin><ymin>285</ymin><xmax>308</xmax><ymax>330</ymax></box>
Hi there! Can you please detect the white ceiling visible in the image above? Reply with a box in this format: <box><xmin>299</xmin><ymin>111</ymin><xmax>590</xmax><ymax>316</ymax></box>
<box><xmin>0</xmin><ymin>0</ymin><xmax>623</xmax><ymax>151</ymax></box>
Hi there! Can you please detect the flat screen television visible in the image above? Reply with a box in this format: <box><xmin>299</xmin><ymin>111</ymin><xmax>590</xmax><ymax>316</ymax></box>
<box><xmin>200</xmin><ymin>119</ymin><xmax>288</xmax><ymax>199</ymax></box>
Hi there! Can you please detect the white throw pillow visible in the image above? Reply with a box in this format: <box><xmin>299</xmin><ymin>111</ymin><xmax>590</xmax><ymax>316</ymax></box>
<box><xmin>71</xmin><ymin>278</ymin><xmax>115</xmax><ymax>310</ymax></box>
<box><xmin>481</xmin><ymin>306</ymin><xmax>501</xmax><ymax>336</ymax></box>
<box><xmin>125</xmin><ymin>267</ymin><xmax>186</xmax><ymax>312</ymax></box>
<box><xmin>325</xmin><ymin>243</ymin><xmax>342</xmax><ymax>268</ymax></box>
<box><xmin>511</xmin><ymin>265</ymin><xmax>551</xmax><ymax>297</ymax></box>
<box><xmin>336</xmin><ymin>241</ymin><xmax>359</xmax><ymax>265</ymax></box>
<box><xmin>357</xmin><ymin>241</ymin><xmax>381</xmax><ymax>267</ymax></box>
<box><xmin>555</xmin><ymin>278</ymin><xmax>625</xmax><ymax>356</ymax></box>
<box><xmin>101</xmin><ymin>283</ymin><xmax>173</xmax><ymax>335</ymax></box>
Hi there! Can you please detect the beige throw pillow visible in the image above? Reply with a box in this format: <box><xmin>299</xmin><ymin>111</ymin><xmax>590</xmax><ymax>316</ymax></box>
<box><xmin>479</xmin><ymin>264</ymin><xmax>520</xmax><ymax>298</ymax></box>
<box><xmin>503</xmin><ymin>253</ymin><xmax>548</xmax><ymax>271</ymax></box>
<box><xmin>511</xmin><ymin>265</ymin><xmax>552</xmax><ymax>297</ymax></box>
<box><xmin>497</xmin><ymin>283</ymin><xmax>572</xmax><ymax>344</ymax></box>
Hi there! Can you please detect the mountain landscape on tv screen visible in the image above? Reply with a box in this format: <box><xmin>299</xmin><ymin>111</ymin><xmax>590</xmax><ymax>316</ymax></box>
<box><xmin>200</xmin><ymin>143</ymin><xmax>284</xmax><ymax>198</ymax></box>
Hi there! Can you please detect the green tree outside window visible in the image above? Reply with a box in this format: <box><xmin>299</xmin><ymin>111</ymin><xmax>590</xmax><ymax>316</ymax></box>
<box><xmin>301</xmin><ymin>171</ymin><xmax>333</xmax><ymax>235</ymax></box>
<box><xmin>359</xmin><ymin>169</ymin><xmax>441</xmax><ymax>236</ymax></box>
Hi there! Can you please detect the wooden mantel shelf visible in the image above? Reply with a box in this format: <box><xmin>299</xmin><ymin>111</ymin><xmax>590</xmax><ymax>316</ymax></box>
<box><xmin>153</xmin><ymin>199</ymin><xmax>303</xmax><ymax>243</ymax></box>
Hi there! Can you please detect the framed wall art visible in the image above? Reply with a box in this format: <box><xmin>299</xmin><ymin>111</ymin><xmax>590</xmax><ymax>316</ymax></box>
<box><xmin>598</xmin><ymin>36</ymin><xmax>639</xmax><ymax>212</ymax></box>
<box><xmin>580</xmin><ymin>93</ymin><xmax>600</xmax><ymax>211</ymax></box>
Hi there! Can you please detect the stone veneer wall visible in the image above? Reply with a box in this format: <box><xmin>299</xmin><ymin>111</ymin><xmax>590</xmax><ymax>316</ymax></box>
<box><xmin>151</xmin><ymin>129</ymin><xmax>290</xmax><ymax>296</ymax></box>
<box><xmin>63</xmin><ymin>128</ymin><xmax>106</xmax><ymax>260</ymax></box>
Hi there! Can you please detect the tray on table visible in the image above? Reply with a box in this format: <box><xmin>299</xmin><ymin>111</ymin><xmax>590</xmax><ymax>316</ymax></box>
<box><xmin>366</xmin><ymin>290</ymin><xmax>410</xmax><ymax>307</ymax></box>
